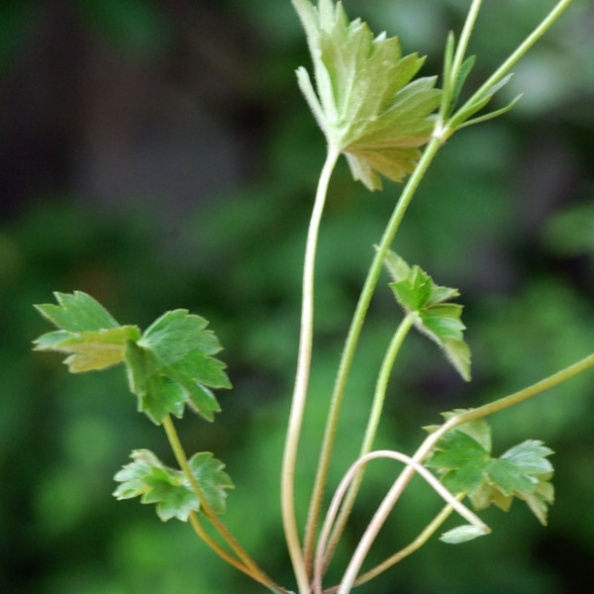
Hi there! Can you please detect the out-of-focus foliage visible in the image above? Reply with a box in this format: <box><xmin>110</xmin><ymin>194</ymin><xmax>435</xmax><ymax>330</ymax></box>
<box><xmin>1</xmin><ymin>1</ymin><xmax>594</xmax><ymax>593</ymax></box>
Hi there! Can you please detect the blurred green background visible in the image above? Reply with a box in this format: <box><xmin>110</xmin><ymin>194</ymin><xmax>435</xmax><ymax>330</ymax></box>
<box><xmin>2</xmin><ymin>1</ymin><xmax>594</xmax><ymax>592</ymax></box>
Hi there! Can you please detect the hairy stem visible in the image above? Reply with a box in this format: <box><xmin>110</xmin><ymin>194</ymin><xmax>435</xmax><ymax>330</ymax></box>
<box><xmin>303</xmin><ymin>136</ymin><xmax>443</xmax><ymax>574</ymax></box>
<box><xmin>282</xmin><ymin>146</ymin><xmax>341</xmax><ymax>594</ymax></box>
<box><xmin>163</xmin><ymin>416</ymin><xmax>287</xmax><ymax>594</ymax></box>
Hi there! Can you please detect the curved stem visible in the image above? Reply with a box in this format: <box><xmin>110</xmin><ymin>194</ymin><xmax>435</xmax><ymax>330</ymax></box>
<box><xmin>303</xmin><ymin>136</ymin><xmax>443</xmax><ymax>573</ymax></box>
<box><xmin>337</xmin><ymin>351</ymin><xmax>594</xmax><ymax>594</ymax></box>
<box><xmin>321</xmin><ymin>315</ymin><xmax>414</xmax><ymax>572</ymax></box>
<box><xmin>316</xmin><ymin>451</ymin><xmax>487</xmax><ymax>594</ymax></box>
<box><xmin>163</xmin><ymin>416</ymin><xmax>288</xmax><ymax>594</ymax></box>
<box><xmin>320</xmin><ymin>497</ymin><xmax>461</xmax><ymax>594</ymax></box>
<box><xmin>281</xmin><ymin>146</ymin><xmax>341</xmax><ymax>594</ymax></box>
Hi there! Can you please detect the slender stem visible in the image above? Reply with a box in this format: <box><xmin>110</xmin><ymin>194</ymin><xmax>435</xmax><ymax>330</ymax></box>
<box><xmin>163</xmin><ymin>416</ymin><xmax>288</xmax><ymax>594</ymax></box>
<box><xmin>319</xmin><ymin>451</ymin><xmax>487</xmax><ymax>594</ymax></box>
<box><xmin>450</xmin><ymin>0</ymin><xmax>573</xmax><ymax>132</ymax></box>
<box><xmin>282</xmin><ymin>146</ymin><xmax>341</xmax><ymax>594</ymax></box>
<box><xmin>188</xmin><ymin>512</ymin><xmax>252</xmax><ymax>575</ymax></box>
<box><xmin>338</xmin><ymin>351</ymin><xmax>594</xmax><ymax>593</ymax></box>
<box><xmin>321</xmin><ymin>497</ymin><xmax>461</xmax><ymax>594</ymax></box>
<box><xmin>321</xmin><ymin>315</ymin><xmax>415</xmax><ymax>572</ymax></box>
<box><xmin>450</xmin><ymin>0</ymin><xmax>483</xmax><ymax>85</ymax></box>
<box><xmin>303</xmin><ymin>136</ymin><xmax>444</xmax><ymax>573</ymax></box>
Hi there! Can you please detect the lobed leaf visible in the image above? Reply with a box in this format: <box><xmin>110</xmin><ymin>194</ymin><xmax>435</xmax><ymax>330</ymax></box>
<box><xmin>34</xmin><ymin>293</ymin><xmax>232</xmax><ymax>424</ymax></box>
<box><xmin>126</xmin><ymin>310</ymin><xmax>231</xmax><ymax>424</ymax></box>
<box><xmin>426</xmin><ymin>421</ymin><xmax>555</xmax><ymax>525</ymax></box>
<box><xmin>292</xmin><ymin>0</ymin><xmax>441</xmax><ymax>190</ymax></box>
<box><xmin>386</xmin><ymin>251</ymin><xmax>471</xmax><ymax>380</ymax></box>
<box><xmin>113</xmin><ymin>449</ymin><xmax>233</xmax><ymax>522</ymax></box>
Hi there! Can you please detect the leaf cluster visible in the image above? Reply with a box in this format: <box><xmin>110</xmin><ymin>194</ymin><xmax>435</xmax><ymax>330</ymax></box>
<box><xmin>34</xmin><ymin>292</ymin><xmax>231</xmax><ymax>424</ymax></box>
<box><xmin>113</xmin><ymin>449</ymin><xmax>233</xmax><ymax>521</ymax></box>
<box><xmin>426</xmin><ymin>416</ymin><xmax>555</xmax><ymax>526</ymax></box>
<box><xmin>385</xmin><ymin>251</ymin><xmax>471</xmax><ymax>381</ymax></box>
<box><xmin>292</xmin><ymin>0</ymin><xmax>441</xmax><ymax>189</ymax></box>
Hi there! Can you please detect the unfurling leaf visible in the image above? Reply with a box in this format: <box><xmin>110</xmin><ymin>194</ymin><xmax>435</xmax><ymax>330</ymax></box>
<box><xmin>113</xmin><ymin>449</ymin><xmax>233</xmax><ymax>522</ymax></box>
<box><xmin>34</xmin><ymin>293</ymin><xmax>231</xmax><ymax>424</ymax></box>
<box><xmin>385</xmin><ymin>251</ymin><xmax>471</xmax><ymax>381</ymax></box>
<box><xmin>292</xmin><ymin>0</ymin><xmax>441</xmax><ymax>190</ymax></box>
<box><xmin>426</xmin><ymin>419</ymin><xmax>555</xmax><ymax>525</ymax></box>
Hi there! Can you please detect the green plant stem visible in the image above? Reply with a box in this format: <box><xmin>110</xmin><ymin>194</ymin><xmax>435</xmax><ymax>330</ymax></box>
<box><xmin>337</xmin><ymin>351</ymin><xmax>594</xmax><ymax>594</ymax></box>
<box><xmin>320</xmin><ymin>496</ymin><xmax>462</xmax><ymax>594</ymax></box>
<box><xmin>162</xmin><ymin>416</ymin><xmax>288</xmax><ymax>594</ymax></box>
<box><xmin>303</xmin><ymin>135</ymin><xmax>443</xmax><ymax>575</ymax></box>
<box><xmin>321</xmin><ymin>314</ymin><xmax>415</xmax><ymax>572</ymax></box>
<box><xmin>282</xmin><ymin>145</ymin><xmax>341</xmax><ymax>594</ymax></box>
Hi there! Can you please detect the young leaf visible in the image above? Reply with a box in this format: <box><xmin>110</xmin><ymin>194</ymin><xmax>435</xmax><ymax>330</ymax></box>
<box><xmin>292</xmin><ymin>0</ymin><xmax>441</xmax><ymax>190</ymax></box>
<box><xmin>113</xmin><ymin>449</ymin><xmax>233</xmax><ymax>522</ymax></box>
<box><xmin>125</xmin><ymin>310</ymin><xmax>232</xmax><ymax>425</ymax></box>
<box><xmin>385</xmin><ymin>251</ymin><xmax>471</xmax><ymax>381</ymax></box>
<box><xmin>33</xmin><ymin>292</ymin><xmax>141</xmax><ymax>372</ymax></box>
<box><xmin>426</xmin><ymin>422</ymin><xmax>555</xmax><ymax>525</ymax></box>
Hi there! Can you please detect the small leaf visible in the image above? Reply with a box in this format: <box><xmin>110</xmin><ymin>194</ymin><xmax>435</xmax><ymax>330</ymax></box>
<box><xmin>451</xmin><ymin>55</ymin><xmax>476</xmax><ymax>111</ymax></box>
<box><xmin>113</xmin><ymin>449</ymin><xmax>233</xmax><ymax>522</ymax></box>
<box><xmin>386</xmin><ymin>251</ymin><xmax>471</xmax><ymax>381</ymax></box>
<box><xmin>440</xmin><ymin>524</ymin><xmax>489</xmax><ymax>544</ymax></box>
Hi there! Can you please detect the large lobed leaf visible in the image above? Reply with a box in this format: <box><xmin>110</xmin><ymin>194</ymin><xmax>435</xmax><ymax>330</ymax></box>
<box><xmin>426</xmin><ymin>416</ymin><xmax>555</xmax><ymax>525</ymax></box>
<box><xmin>34</xmin><ymin>292</ymin><xmax>231</xmax><ymax>425</ymax></box>
<box><xmin>113</xmin><ymin>449</ymin><xmax>234</xmax><ymax>522</ymax></box>
<box><xmin>385</xmin><ymin>251</ymin><xmax>471</xmax><ymax>381</ymax></box>
<box><xmin>292</xmin><ymin>0</ymin><xmax>441</xmax><ymax>190</ymax></box>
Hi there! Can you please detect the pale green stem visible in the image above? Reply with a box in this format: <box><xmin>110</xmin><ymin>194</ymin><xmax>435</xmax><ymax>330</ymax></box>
<box><xmin>337</xmin><ymin>351</ymin><xmax>594</xmax><ymax>594</ymax></box>
<box><xmin>321</xmin><ymin>315</ymin><xmax>415</xmax><ymax>572</ymax></box>
<box><xmin>319</xmin><ymin>451</ymin><xmax>487</xmax><ymax>594</ymax></box>
<box><xmin>303</xmin><ymin>136</ymin><xmax>443</xmax><ymax>574</ymax></box>
<box><xmin>282</xmin><ymin>145</ymin><xmax>341</xmax><ymax>594</ymax></box>
<box><xmin>163</xmin><ymin>416</ymin><xmax>288</xmax><ymax>594</ymax></box>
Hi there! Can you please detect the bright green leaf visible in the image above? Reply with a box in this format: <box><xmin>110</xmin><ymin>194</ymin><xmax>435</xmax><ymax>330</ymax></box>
<box><xmin>35</xmin><ymin>291</ymin><xmax>120</xmax><ymax>332</ymax></box>
<box><xmin>426</xmin><ymin>422</ymin><xmax>555</xmax><ymax>525</ymax></box>
<box><xmin>386</xmin><ymin>252</ymin><xmax>471</xmax><ymax>380</ymax></box>
<box><xmin>292</xmin><ymin>0</ymin><xmax>441</xmax><ymax>190</ymax></box>
<box><xmin>113</xmin><ymin>449</ymin><xmax>233</xmax><ymax>522</ymax></box>
<box><xmin>125</xmin><ymin>309</ymin><xmax>231</xmax><ymax>424</ymax></box>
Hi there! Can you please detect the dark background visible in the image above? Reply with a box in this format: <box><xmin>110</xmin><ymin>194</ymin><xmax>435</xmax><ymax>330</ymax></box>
<box><xmin>2</xmin><ymin>1</ymin><xmax>594</xmax><ymax>592</ymax></box>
